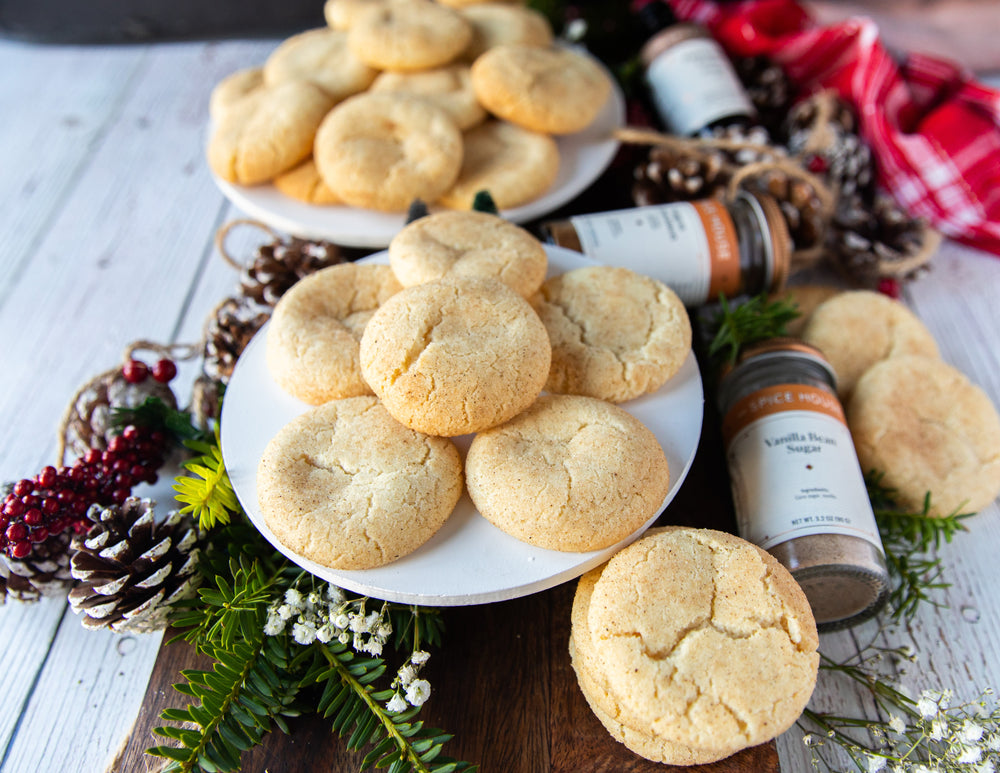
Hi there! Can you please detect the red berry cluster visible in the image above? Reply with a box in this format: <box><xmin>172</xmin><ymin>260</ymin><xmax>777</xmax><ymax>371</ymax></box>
<box><xmin>1</xmin><ymin>425</ymin><xmax>168</xmax><ymax>559</ymax></box>
<box><xmin>123</xmin><ymin>357</ymin><xmax>177</xmax><ymax>385</ymax></box>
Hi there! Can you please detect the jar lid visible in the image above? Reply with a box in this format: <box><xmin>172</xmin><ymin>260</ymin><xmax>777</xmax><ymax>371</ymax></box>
<box><xmin>737</xmin><ymin>336</ymin><xmax>836</xmax><ymax>381</ymax></box>
<box><xmin>737</xmin><ymin>191</ymin><xmax>791</xmax><ymax>292</ymax></box>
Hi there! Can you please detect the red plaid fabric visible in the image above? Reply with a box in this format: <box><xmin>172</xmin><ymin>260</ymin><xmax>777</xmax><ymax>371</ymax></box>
<box><xmin>660</xmin><ymin>0</ymin><xmax>1000</xmax><ymax>256</ymax></box>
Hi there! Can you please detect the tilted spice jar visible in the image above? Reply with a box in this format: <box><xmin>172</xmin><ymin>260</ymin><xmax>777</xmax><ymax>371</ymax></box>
<box><xmin>717</xmin><ymin>338</ymin><xmax>890</xmax><ymax>630</ymax></box>
<box><xmin>540</xmin><ymin>191</ymin><xmax>790</xmax><ymax>307</ymax></box>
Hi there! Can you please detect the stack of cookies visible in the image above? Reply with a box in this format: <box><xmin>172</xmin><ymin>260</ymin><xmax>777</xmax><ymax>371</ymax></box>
<box><xmin>255</xmin><ymin>210</ymin><xmax>694</xmax><ymax>570</ymax></box>
<box><xmin>207</xmin><ymin>0</ymin><xmax>614</xmax><ymax>213</ymax></box>
<box><xmin>570</xmin><ymin>527</ymin><xmax>820</xmax><ymax>765</ymax></box>
<box><xmin>779</xmin><ymin>286</ymin><xmax>1000</xmax><ymax>516</ymax></box>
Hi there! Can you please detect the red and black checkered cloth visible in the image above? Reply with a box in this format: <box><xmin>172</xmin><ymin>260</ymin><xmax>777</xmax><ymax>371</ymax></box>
<box><xmin>661</xmin><ymin>0</ymin><xmax>1000</xmax><ymax>256</ymax></box>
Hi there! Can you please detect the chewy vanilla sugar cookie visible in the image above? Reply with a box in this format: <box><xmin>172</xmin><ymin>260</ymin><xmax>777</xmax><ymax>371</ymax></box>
<box><xmin>347</xmin><ymin>0</ymin><xmax>472</xmax><ymax>72</ymax></box>
<box><xmin>265</xmin><ymin>263</ymin><xmax>402</xmax><ymax>404</ymax></box>
<box><xmin>257</xmin><ymin>396</ymin><xmax>463</xmax><ymax>570</ymax></box>
<box><xmin>369</xmin><ymin>65</ymin><xmax>486</xmax><ymax>131</ymax></box>
<box><xmin>587</xmin><ymin>528</ymin><xmax>819</xmax><ymax>755</ymax></box>
<box><xmin>273</xmin><ymin>158</ymin><xmax>341</xmax><ymax>205</ymax></box>
<box><xmin>262</xmin><ymin>27</ymin><xmax>378</xmax><ymax>102</ymax></box>
<box><xmin>465</xmin><ymin>394</ymin><xmax>670</xmax><ymax>551</ymax></box>
<box><xmin>848</xmin><ymin>355</ymin><xmax>1000</xmax><ymax>517</ymax></box>
<box><xmin>313</xmin><ymin>92</ymin><xmax>463</xmax><ymax>212</ymax></box>
<box><xmin>207</xmin><ymin>80</ymin><xmax>335</xmax><ymax>186</ymax></box>
<box><xmin>437</xmin><ymin>120</ymin><xmax>559</xmax><ymax>211</ymax></box>
<box><xmin>533</xmin><ymin>266</ymin><xmax>691</xmax><ymax>403</ymax></box>
<box><xmin>388</xmin><ymin>210</ymin><xmax>547</xmax><ymax>297</ymax></box>
<box><xmin>801</xmin><ymin>289</ymin><xmax>939</xmax><ymax>399</ymax></box>
<box><xmin>359</xmin><ymin>275</ymin><xmax>551</xmax><ymax>436</ymax></box>
<box><xmin>459</xmin><ymin>3</ymin><xmax>553</xmax><ymax>61</ymax></box>
<box><xmin>470</xmin><ymin>43</ymin><xmax>611</xmax><ymax>134</ymax></box>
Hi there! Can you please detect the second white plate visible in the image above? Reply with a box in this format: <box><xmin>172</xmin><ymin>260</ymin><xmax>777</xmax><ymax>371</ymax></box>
<box><xmin>220</xmin><ymin>246</ymin><xmax>704</xmax><ymax>605</ymax></box>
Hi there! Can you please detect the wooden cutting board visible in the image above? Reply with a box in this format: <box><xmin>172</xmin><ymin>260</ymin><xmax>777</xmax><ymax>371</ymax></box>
<box><xmin>110</xmin><ymin>405</ymin><xmax>780</xmax><ymax>772</ymax></box>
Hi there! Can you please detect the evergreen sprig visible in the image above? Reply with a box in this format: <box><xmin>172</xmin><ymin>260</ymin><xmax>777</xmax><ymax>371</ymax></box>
<box><xmin>173</xmin><ymin>428</ymin><xmax>239</xmax><ymax>530</ymax></box>
<box><xmin>704</xmin><ymin>292</ymin><xmax>801</xmax><ymax>368</ymax></box>
<box><xmin>866</xmin><ymin>472</ymin><xmax>972</xmax><ymax>621</ymax></box>
<box><xmin>110</xmin><ymin>395</ymin><xmax>207</xmax><ymax>444</ymax></box>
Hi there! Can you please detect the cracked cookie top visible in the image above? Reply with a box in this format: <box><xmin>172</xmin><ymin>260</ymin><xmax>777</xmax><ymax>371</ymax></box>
<box><xmin>256</xmin><ymin>396</ymin><xmax>463</xmax><ymax>570</ymax></box>
<box><xmin>531</xmin><ymin>266</ymin><xmax>691</xmax><ymax>404</ymax></box>
<box><xmin>359</xmin><ymin>275</ymin><xmax>551</xmax><ymax>436</ymax></box>
<box><xmin>587</xmin><ymin>527</ymin><xmax>819</xmax><ymax>753</ymax></box>
<box><xmin>465</xmin><ymin>394</ymin><xmax>670</xmax><ymax>551</ymax></box>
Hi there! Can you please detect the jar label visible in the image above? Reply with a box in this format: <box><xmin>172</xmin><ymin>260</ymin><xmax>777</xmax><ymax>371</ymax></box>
<box><xmin>644</xmin><ymin>37</ymin><xmax>754</xmax><ymax>135</ymax></box>
<box><xmin>567</xmin><ymin>200</ymin><xmax>740</xmax><ymax>305</ymax></box>
<box><xmin>722</xmin><ymin>384</ymin><xmax>884</xmax><ymax>552</ymax></box>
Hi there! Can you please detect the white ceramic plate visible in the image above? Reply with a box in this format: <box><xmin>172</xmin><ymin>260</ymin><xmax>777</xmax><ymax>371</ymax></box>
<box><xmin>211</xmin><ymin>55</ymin><xmax>626</xmax><ymax>248</ymax></box>
<box><xmin>220</xmin><ymin>246</ymin><xmax>704</xmax><ymax>605</ymax></box>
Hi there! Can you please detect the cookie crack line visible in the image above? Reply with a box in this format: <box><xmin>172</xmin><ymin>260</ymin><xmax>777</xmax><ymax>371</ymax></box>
<box><xmin>299</xmin><ymin>453</ymin><xmax>353</xmax><ymax>477</ymax></box>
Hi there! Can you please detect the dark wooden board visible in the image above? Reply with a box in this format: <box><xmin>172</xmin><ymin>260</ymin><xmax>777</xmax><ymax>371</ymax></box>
<box><xmin>110</xmin><ymin>399</ymin><xmax>780</xmax><ymax>773</ymax></box>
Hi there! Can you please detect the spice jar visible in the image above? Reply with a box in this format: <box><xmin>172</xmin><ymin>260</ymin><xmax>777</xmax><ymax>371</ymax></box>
<box><xmin>637</xmin><ymin>1</ymin><xmax>755</xmax><ymax>135</ymax></box>
<box><xmin>717</xmin><ymin>338</ymin><xmax>890</xmax><ymax>630</ymax></box>
<box><xmin>540</xmin><ymin>192</ymin><xmax>790</xmax><ymax>307</ymax></box>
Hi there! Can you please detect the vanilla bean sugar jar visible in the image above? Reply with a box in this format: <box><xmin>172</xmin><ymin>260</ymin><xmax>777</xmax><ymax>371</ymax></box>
<box><xmin>540</xmin><ymin>191</ymin><xmax>790</xmax><ymax>307</ymax></box>
<box><xmin>717</xmin><ymin>338</ymin><xmax>890</xmax><ymax>630</ymax></box>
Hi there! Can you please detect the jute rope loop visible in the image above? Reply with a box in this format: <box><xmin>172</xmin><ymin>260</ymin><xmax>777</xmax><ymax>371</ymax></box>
<box><xmin>214</xmin><ymin>218</ymin><xmax>281</xmax><ymax>271</ymax></box>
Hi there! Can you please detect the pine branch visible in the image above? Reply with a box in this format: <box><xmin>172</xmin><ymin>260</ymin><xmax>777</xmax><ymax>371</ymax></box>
<box><xmin>174</xmin><ymin>427</ymin><xmax>240</xmax><ymax>530</ymax></box>
<box><xmin>704</xmin><ymin>292</ymin><xmax>801</xmax><ymax>369</ymax></box>
<box><xmin>313</xmin><ymin>643</ymin><xmax>477</xmax><ymax>773</ymax></box>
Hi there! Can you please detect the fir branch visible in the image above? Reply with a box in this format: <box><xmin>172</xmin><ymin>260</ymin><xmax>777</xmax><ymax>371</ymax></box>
<box><xmin>174</xmin><ymin>427</ymin><xmax>240</xmax><ymax>530</ymax></box>
<box><xmin>313</xmin><ymin>642</ymin><xmax>476</xmax><ymax>773</ymax></box>
<box><xmin>111</xmin><ymin>395</ymin><xmax>206</xmax><ymax>444</ymax></box>
<box><xmin>866</xmin><ymin>471</ymin><xmax>973</xmax><ymax>622</ymax></box>
<box><xmin>704</xmin><ymin>292</ymin><xmax>801</xmax><ymax>368</ymax></box>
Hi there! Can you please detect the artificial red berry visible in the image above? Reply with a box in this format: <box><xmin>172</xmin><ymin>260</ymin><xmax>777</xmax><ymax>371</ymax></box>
<box><xmin>122</xmin><ymin>359</ymin><xmax>149</xmax><ymax>384</ymax></box>
<box><xmin>151</xmin><ymin>358</ymin><xmax>177</xmax><ymax>383</ymax></box>
<box><xmin>23</xmin><ymin>508</ymin><xmax>43</xmax><ymax>527</ymax></box>
<box><xmin>807</xmin><ymin>154</ymin><xmax>829</xmax><ymax>174</ymax></box>
<box><xmin>37</xmin><ymin>466</ymin><xmax>57</xmax><ymax>488</ymax></box>
<box><xmin>877</xmin><ymin>277</ymin><xmax>901</xmax><ymax>299</ymax></box>
<box><xmin>13</xmin><ymin>479</ymin><xmax>33</xmax><ymax>497</ymax></box>
<box><xmin>10</xmin><ymin>540</ymin><xmax>31</xmax><ymax>559</ymax></box>
<box><xmin>30</xmin><ymin>527</ymin><xmax>48</xmax><ymax>543</ymax></box>
<box><xmin>6</xmin><ymin>522</ymin><xmax>28</xmax><ymax>541</ymax></box>
<box><xmin>41</xmin><ymin>497</ymin><xmax>59</xmax><ymax>515</ymax></box>
<box><xmin>84</xmin><ymin>448</ymin><xmax>102</xmax><ymax>465</ymax></box>
<box><xmin>3</xmin><ymin>498</ymin><xmax>25</xmax><ymax>518</ymax></box>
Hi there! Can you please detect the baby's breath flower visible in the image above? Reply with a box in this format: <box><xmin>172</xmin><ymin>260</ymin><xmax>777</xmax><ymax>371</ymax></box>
<box><xmin>958</xmin><ymin>746</ymin><xmax>983</xmax><ymax>765</ymax></box>
<box><xmin>867</xmin><ymin>753</ymin><xmax>887</xmax><ymax>772</ymax></box>
<box><xmin>985</xmin><ymin>733</ymin><xmax>1000</xmax><ymax>751</ymax></box>
<box><xmin>976</xmin><ymin>761</ymin><xmax>995</xmax><ymax>773</ymax></box>
<box><xmin>284</xmin><ymin>588</ymin><xmax>304</xmax><ymax>609</ymax></box>
<box><xmin>333</xmin><ymin>612</ymin><xmax>350</xmax><ymax>630</ymax></box>
<box><xmin>961</xmin><ymin>721</ymin><xmax>985</xmax><ymax>744</ymax></box>
<box><xmin>386</xmin><ymin>692</ymin><xmax>408</xmax><ymax>713</ymax></box>
<box><xmin>405</xmin><ymin>678</ymin><xmax>431</xmax><ymax>707</ymax></box>
<box><xmin>918</xmin><ymin>693</ymin><xmax>939</xmax><ymax>719</ymax></box>
<box><xmin>349</xmin><ymin>612</ymin><xmax>369</xmax><ymax>633</ymax></box>
<box><xmin>930</xmin><ymin>719</ymin><xmax>946</xmax><ymax>741</ymax></box>
<box><xmin>338</xmin><ymin>630</ymin><xmax>351</xmax><ymax>645</ymax></box>
<box><xmin>277</xmin><ymin>603</ymin><xmax>295</xmax><ymax>620</ymax></box>
<box><xmin>376</xmin><ymin>622</ymin><xmax>392</xmax><ymax>640</ymax></box>
<box><xmin>325</xmin><ymin>583</ymin><xmax>346</xmax><ymax>605</ymax></box>
<box><xmin>397</xmin><ymin>664</ymin><xmax>418</xmax><ymax>687</ymax></box>
<box><xmin>306</xmin><ymin>590</ymin><xmax>322</xmax><ymax>608</ymax></box>
<box><xmin>888</xmin><ymin>714</ymin><xmax>906</xmax><ymax>734</ymax></box>
<box><xmin>263</xmin><ymin>614</ymin><xmax>285</xmax><ymax>636</ymax></box>
<box><xmin>362</xmin><ymin>638</ymin><xmax>384</xmax><ymax>657</ymax></box>
<box><xmin>315</xmin><ymin>623</ymin><xmax>335</xmax><ymax>644</ymax></box>
<box><xmin>411</xmin><ymin>650</ymin><xmax>430</xmax><ymax>665</ymax></box>
<box><xmin>292</xmin><ymin>620</ymin><xmax>317</xmax><ymax>645</ymax></box>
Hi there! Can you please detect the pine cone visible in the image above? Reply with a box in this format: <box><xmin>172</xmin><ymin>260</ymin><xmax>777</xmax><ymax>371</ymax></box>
<box><xmin>202</xmin><ymin>296</ymin><xmax>272</xmax><ymax>383</ymax></box>
<box><xmin>745</xmin><ymin>168</ymin><xmax>828</xmax><ymax>254</ymax></box>
<box><xmin>632</xmin><ymin>143</ymin><xmax>729</xmax><ymax>205</ymax></box>
<box><xmin>60</xmin><ymin>368</ymin><xmax>176</xmax><ymax>463</ymax></box>
<box><xmin>241</xmin><ymin>237</ymin><xmax>343</xmax><ymax>306</ymax></box>
<box><xmin>0</xmin><ymin>483</ymin><xmax>74</xmax><ymax>603</ymax></box>
<box><xmin>827</xmin><ymin>193</ymin><xmax>939</xmax><ymax>287</ymax></box>
<box><xmin>68</xmin><ymin>497</ymin><xmax>200</xmax><ymax>633</ymax></box>
<box><xmin>784</xmin><ymin>90</ymin><xmax>875</xmax><ymax>199</ymax></box>
<box><xmin>733</xmin><ymin>54</ymin><xmax>797</xmax><ymax>137</ymax></box>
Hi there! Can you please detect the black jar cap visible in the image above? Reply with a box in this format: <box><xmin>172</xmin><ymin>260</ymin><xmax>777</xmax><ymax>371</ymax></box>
<box><xmin>636</xmin><ymin>1</ymin><xmax>680</xmax><ymax>35</ymax></box>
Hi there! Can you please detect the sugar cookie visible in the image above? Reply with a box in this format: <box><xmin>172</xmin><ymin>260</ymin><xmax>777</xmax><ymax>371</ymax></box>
<box><xmin>323</xmin><ymin>0</ymin><xmax>387</xmax><ymax>29</ymax></box>
<box><xmin>359</xmin><ymin>275</ymin><xmax>551</xmax><ymax>436</ymax></box>
<box><xmin>273</xmin><ymin>158</ymin><xmax>341</xmax><ymax>205</ymax></box>
<box><xmin>849</xmin><ymin>354</ymin><xmax>1000</xmax><ymax>516</ymax></box>
<box><xmin>801</xmin><ymin>289</ymin><xmax>939</xmax><ymax>399</ymax></box>
<box><xmin>532</xmin><ymin>266</ymin><xmax>691</xmax><ymax>403</ymax></box>
<box><xmin>465</xmin><ymin>394</ymin><xmax>670</xmax><ymax>551</ymax></box>
<box><xmin>263</xmin><ymin>27</ymin><xmax>378</xmax><ymax>102</ymax></box>
<box><xmin>257</xmin><ymin>396</ymin><xmax>463</xmax><ymax>570</ymax></box>
<box><xmin>588</xmin><ymin>527</ymin><xmax>819</xmax><ymax>754</ymax></box>
<box><xmin>313</xmin><ymin>92</ymin><xmax>463</xmax><ymax>212</ymax></box>
<box><xmin>470</xmin><ymin>43</ymin><xmax>611</xmax><ymax>134</ymax></box>
<box><xmin>460</xmin><ymin>3</ymin><xmax>553</xmax><ymax>61</ymax></box>
<box><xmin>209</xmin><ymin>67</ymin><xmax>264</xmax><ymax>123</ymax></box>
<box><xmin>438</xmin><ymin>120</ymin><xmax>558</xmax><ymax>210</ymax></box>
<box><xmin>388</xmin><ymin>210</ymin><xmax>547</xmax><ymax>297</ymax></box>
<box><xmin>347</xmin><ymin>0</ymin><xmax>472</xmax><ymax>72</ymax></box>
<box><xmin>369</xmin><ymin>64</ymin><xmax>486</xmax><ymax>130</ymax></box>
<box><xmin>265</xmin><ymin>263</ymin><xmax>402</xmax><ymax>404</ymax></box>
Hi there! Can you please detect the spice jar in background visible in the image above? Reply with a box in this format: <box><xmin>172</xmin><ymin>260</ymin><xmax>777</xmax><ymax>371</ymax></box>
<box><xmin>636</xmin><ymin>0</ymin><xmax>756</xmax><ymax>135</ymax></box>
<box><xmin>539</xmin><ymin>192</ymin><xmax>790</xmax><ymax>307</ymax></box>
<box><xmin>717</xmin><ymin>338</ymin><xmax>890</xmax><ymax>631</ymax></box>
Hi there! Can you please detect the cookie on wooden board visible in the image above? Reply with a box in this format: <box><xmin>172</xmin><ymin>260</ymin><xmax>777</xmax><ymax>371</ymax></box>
<box><xmin>465</xmin><ymin>394</ymin><xmax>670</xmax><ymax>551</ymax></box>
<box><xmin>359</xmin><ymin>275</ymin><xmax>551</xmax><ymax>436</ymax></box>
<box><xmin>587</xmin><ymin>527</ymin><xmax>819</xmax><ymax>755</ymax></box>
<box><xmin>257</xmin><ymin>396</ymin><xmax>463</xmax><ymax>569</ymax></box>
<box><xmin>848</xmin><ymin>354</ymin><xmax>1000</xmax><ymax>516</ymax></box>
<box><xmin>532</xmin><ymin>266</ymin><xmax>691</xmax><ymax>403</ymax></box>
<box><xmin>388</xmin><ymin>210</ymin><xmax>547</xmax><ymax>297</ymax></box>
<box><xmin>265</xmin><ymin>263</ymin><xmax>402</xmax><ymax>404</ymax></box>
<box><xmin>470</xmin><ymin>43</ymin><xmax>611</xmax><ymax>134</ymax></box>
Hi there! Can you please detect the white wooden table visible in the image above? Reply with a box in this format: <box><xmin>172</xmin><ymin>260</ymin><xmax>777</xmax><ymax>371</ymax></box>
<box><xmin>0</xmin><ymin>34</ymin><xmax>998</xmax><ymax>773</ymax></box>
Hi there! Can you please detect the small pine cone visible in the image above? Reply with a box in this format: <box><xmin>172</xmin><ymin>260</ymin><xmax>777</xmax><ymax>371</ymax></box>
<box><xmin>241</xmin><ymin>237</ymin><xmax>343</xmax><ymax>306</ymax></box>
<box><xmin>744</xmin><ymin>169</ymin><xmax>828</xmax><ymax>253</ymax></box>
<box><xmin>202</xmin><ymin>296</ymin><xmax>272</xmax><ymax>383</ymax></box>
<box><xmin>632</xmin><ymin>144</ymin><xmax>730</xmax><ymax>206</ymax></box>
<box><xmin>189</xmin><ymin>374</ymin><xmax>224</xmax><ymax>430</ymax></box>
<box><xmin>60</xmin><ymin>368</ymin><xmax>177</xmax><ymax>463</ymax></box>
<box><xmin>1</xmin><ymin>482</ymin><xmax>74</xmax><ymax>603</ymax></box>
<box><xmin>827</xmin><ymin>193</ymin><xmax>938</xmax><ymax>287</ymax></box>
<box><xmin>733</xmin><ymin>54</ymin><xmax>796</xmax><ymax>136</ymax></box>
<box><xmin>68</xmin><ymin>497</ymin><xmax>200</xmax><ymax>633</ymax></box>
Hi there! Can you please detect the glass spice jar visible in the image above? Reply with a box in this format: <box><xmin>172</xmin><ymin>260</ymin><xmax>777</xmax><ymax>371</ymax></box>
<box><xmin>717</xmin><ymin>338</ymin><xmax>890</xmax><ymax>631</ymax></box>
<box><xmin>637</xmin><ymin>1</ymin><xmax>756</xmax><ymax>135</ymax></box>
<box><xmin>540</xmin><ymin>191</ymin><xmax>790</xmax><ymax>307</ymax></box>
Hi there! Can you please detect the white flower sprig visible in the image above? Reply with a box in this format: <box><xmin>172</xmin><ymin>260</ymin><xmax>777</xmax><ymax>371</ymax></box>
<box><xmin>799</xmin><ymin>624</ymin><xmax>999</xmax><ymax>773</ymax></box>
<box><xmin>385</xmin><ymin>648</ymin><xmax>432</xmax><ymax>714</ymax></box>
<box><xmin>263</xmin><ymin>579</ymin><xmax>392</xmax><ymax>657</ymax></box>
